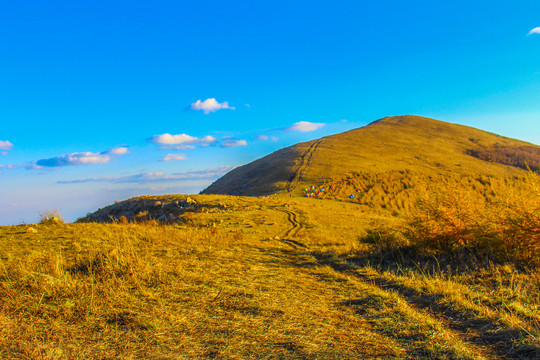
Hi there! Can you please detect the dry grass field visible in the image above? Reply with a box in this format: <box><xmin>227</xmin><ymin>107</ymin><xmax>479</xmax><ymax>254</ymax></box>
<box><xmin>1</xmin><ymin>172</ymin><xmax>539</xmax><ymax>359</ymax></box>
<box><xmin>2</xmin><ymin>116</ymin><xmax>540</xmax><ymax>359</ymax></box>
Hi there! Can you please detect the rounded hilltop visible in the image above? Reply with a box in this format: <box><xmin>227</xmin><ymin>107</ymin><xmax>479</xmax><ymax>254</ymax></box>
<box><xmin>202</xmin><ymin>115</ymin><xmax>540</xmax><ymax>196</ymax></box>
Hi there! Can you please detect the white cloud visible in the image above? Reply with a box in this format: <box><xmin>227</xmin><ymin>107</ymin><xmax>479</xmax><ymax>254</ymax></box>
<box><xmin>285</xmin><ymin>121</ymin><xmax>325</xmax><ymax>132</ymax></box>
<box><xmin>528</xmin><ymin>27</ymin><xmax>540</xmax><ymax>35</ymax></box>
<box><xmin>150</xmin><ymin>133</ymin><xmax>217</xmax><ymax>149</ymax></box>
<box><xmin>221</xmin><ymin>139</ymin><xmax>247</xmax><ymax>147</ymax></box>
<box><xmin>0</xmin><ymin>140</ymin><xmax>13</xmax><ymax>150</ymax></box>
<box><xmin>104</xmin><ymin>146</ymin><xmax>130</xmax><ymax>155</ymax></box>
<box><xmin>190</xmin><ymin>98</ymin><xmax>235</xmax><ymax>114</ymax></box>
<box><xmin>57</xmin><ymin>166</ymin><xmax>234</xmax><ymax>184</ymax></box>
<box><xmin>151</xmin><ymin>133</ymin><xmax>199</xmax><ymax>145</ymax></box>
<box><xmin>201</xmin><ymin>135</ymin><xmax>217</xmax><ymax>143</ymax></box>
<box><xmin>162</xmin><ymin>154</ymin><xmax>187</xmax><ymax>161</ymax></box>
<box><xmin>35</xmin><ymin>146</ymin><xmax>129</xmax><ymax>168</ymax></box>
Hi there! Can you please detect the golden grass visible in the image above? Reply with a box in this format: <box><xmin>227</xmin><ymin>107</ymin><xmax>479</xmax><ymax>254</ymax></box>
<box><xmin>2</xmin><ymin>173</ymin><xmax>540</xmax><ymax>358</ymax></box>
<box><xmin>0</xmin><ymin>221</ymin><xmax>404</xmax><ymax>359</ymax></box>
<box><xmin>403</xmin><ymin>171</ymin><xmax>540</xmax><ymax>266</ymax></box>
<box><xmin>203</xmin><ymin>115</ymin><xmax>539</xmax><ymax>196</ymax></box>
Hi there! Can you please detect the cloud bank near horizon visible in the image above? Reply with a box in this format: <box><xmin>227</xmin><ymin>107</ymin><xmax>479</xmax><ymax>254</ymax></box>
<box><xmin>57</xmin><ymin>166</ymin><xmax>234</xmax><ymax>184</ymax></box>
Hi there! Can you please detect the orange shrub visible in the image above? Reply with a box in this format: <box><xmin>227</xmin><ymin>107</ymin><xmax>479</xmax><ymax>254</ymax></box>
<box><xmin>406</xmin><ymin>172</ymin><xmax>540</xmax><ymax>265</ymax></box>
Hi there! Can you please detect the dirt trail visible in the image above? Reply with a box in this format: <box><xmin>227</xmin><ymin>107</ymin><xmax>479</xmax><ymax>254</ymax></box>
<box><xmin>254</xmin><ymin>208</ymin><xmax>539</xmax><ymax>359</ymax></box>
<box><xmin>282</xmin><ymin>210</ymin><xmax>301</xmax><ymax>238</ymax></box>
<box><xmin>285</xmin><ymin>139</ymin><xmax>322</xmax><ymax>193</ymax></box>
<box><xmin>271</xmin><ymin>207</ymin><xmax>307</xmax><ymax>248</ymax></box>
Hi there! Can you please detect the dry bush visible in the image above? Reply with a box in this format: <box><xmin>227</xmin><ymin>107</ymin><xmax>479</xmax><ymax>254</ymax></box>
<box><xmin>406</xmin><ymin>172</ymin><xmax>540</xmax><ymax>266</ymax></box>
<box><xmin>38</xmin><ymin>209</ymin><xmax>64</xmax><ymax>224</ymax></box>
<box><xmin>467</xmin><ymin>144</ymin><xmax>540</xmax><ymax>172</ymax></box>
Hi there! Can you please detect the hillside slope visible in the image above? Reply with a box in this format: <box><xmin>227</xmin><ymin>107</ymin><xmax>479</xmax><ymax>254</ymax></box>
<box><xmin>4</xmin><ymin>192</ymin><xmax>539</xmax><ymax>358</ymax></box>
<box><xmin>202</xmin><ymin>115</ymin><xmax>540</xmax><ymax>196</ymax></box>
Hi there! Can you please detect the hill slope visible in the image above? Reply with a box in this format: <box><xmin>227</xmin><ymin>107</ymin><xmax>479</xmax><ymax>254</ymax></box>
<box><xmin>202</xmin><ymin>115</ymin><xmax>540</xmax><ymax>196</ymax></box>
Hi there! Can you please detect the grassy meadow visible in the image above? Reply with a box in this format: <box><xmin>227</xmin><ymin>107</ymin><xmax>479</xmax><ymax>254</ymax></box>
<box><xmin>1</xmin><ymin>170</ymin><xmax>539</xmax><ymax>359</ymax></box>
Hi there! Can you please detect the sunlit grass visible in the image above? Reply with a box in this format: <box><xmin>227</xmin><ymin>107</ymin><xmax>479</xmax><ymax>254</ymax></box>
<box><xmin>1</xmin><ymin>170</ymin><xmax>540</xmax><ymax>358</ymax></box>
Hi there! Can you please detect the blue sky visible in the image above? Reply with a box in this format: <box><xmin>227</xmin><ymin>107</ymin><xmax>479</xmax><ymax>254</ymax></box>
<box><xmin>1</xmin><ymin>0</ymin><xmax>540</xmax><ymax>224</ymax></box>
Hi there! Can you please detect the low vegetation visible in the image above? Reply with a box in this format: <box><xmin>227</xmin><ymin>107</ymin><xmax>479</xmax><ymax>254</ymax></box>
<box><xmin>2</xmin><ymin>116</ymin><xmax>540</xmax><ymax>358</ymax></box>
<box><xmin>405</xmin><ymin>171</ymin><xmax>540</xmax><ymax>266</ymax></box>
<box><xmin>2</xmin><ymin>170</ymin><xmax>540</xmax><ymax>358</ymax></box>
<box><xmin>38</xmin><ymin>209</ymin><xmax>64</xmax><ymax>224</ymax></box>
<box><xmin>467</xmin><ymin>144</ymin><xmax>540</xmax><ymax>172</ymax></box>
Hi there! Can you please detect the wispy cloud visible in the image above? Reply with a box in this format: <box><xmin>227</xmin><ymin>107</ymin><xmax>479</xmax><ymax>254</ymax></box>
<box><xmin>221</xmin><ymin>139</ymin><xmax>247</xmax><ymax>147</ymax></box>
<box><xmin>0</xmin><ymin>140</ymin><xmax>13</xmax><ymax>151</ymax></box>
<box><xmin>256</xmin><ymin>135</ymin><xmax>279</xmax><ymax>142</ymax></box>
<box><xmin>35</xmin><ymin>146</ymin><xmax>129</xmax><ymax>168</ymax></box>
<box><xmin>150</xmin><ymin>133</ymin><xmax>218</xmax><ymax>149</ymax></box>
<box><xmin>37</xmin><ymin>153</ymin><xmax>111</xmax><ymax>167</ymax></box>
<box><xmin>284</xmin><ymin>121</ymin><xmax>325</xmax><ymax>132</ymax></box>
<box><xmin>0</xmin><ymin>163</ymin><xmax>37</xmax><ymax>171</ymax></box>
<box><xmin>190</xmin><ymin>98</ymin><xmax>235</xmax><ymax>114</ymax></box>
<box><xmin>1</xmin><ymin>152</ymin><xmax>8</xmax><ymax>156</ymax></box>
<box><xmin>162</xmin><ymin>154</ymin><xmax>187</xmax><ymax>161</ymax></box>
<box><xmin>57</xmin><ymin>166</ymin><xmax>234</xmax><ymax>184</ymax></box>
<box><xmin>528</xmin><ymin>27</ymin><xmax>540</xmax><ymax>35</ymax></box>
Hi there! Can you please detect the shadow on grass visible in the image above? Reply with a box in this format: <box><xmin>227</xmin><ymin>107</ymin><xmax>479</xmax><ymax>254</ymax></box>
<box><xmin>311</xmin><ymin>248</ymin><xmax>540</xmax><ymax>360</ymax></box>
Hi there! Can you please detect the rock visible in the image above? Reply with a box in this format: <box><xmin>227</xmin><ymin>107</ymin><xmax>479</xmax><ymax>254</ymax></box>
<box><xmin>26</xmin><ymin>227</ymin><xmax>38</xmax><ymax>234</ymax></box>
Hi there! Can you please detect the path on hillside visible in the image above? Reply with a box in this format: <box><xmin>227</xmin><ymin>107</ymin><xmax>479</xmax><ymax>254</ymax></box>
<box><xmin>273</xmin><ymin>208</ymin><xmax>306</xmax><ymax>248</ymax></box>
<box><xmin>285</xmin><ymin>139</ymin><xmax>323</xmax><ymax>193</ymax></box>
<box><xmin>259</xmin><ymin>205</ymin><xmax>539</xmax><ymax>359</ymax></box>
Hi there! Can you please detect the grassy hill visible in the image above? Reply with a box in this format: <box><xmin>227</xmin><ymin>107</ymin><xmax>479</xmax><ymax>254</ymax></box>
<box><xmin>202</xmin><ymin>115</ymin><xmax>540</xmax><ymax>196</ymax></box>
<box><xmin>2</xmin><ymin>115</ymin><xmax>540</xmax><ymax>359</ymax></box>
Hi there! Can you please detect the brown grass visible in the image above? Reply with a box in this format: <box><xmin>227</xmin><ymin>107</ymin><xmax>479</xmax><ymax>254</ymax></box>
<box><xmin>404</xmin><ymin>171</ymin><xmax>540</xmax><ymax>266</ymax></box>
<box><xmin>203</xmin><ymin>115</ymin><xmax>539</xmax><ymax>197</ymax></box>
<box><xmin>2</xmin><ymin>175</ymin><xmax>540</xmax><ymax>358</ymax></box>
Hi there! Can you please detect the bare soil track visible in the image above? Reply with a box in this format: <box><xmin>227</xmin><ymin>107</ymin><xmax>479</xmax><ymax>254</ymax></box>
<box><xmin>271</xmin><ymin>207</ymin><xmax>307</xmax><ymax>249</ymax></box>
<box><xmin>285</xmin><ymin>139</ymin><xmax>323</xmax><ymax>193</ymax></box>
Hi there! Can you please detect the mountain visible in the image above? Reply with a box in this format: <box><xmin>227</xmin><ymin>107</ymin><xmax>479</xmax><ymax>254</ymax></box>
<box><xmin>202</xmin><ymin>115</ymin><xmax>540</xmax><ymax>196</ymax></box>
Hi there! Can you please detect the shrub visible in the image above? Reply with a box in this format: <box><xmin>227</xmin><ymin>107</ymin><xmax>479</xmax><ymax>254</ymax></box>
<box><xmin>406</xmin><ymin>172</ymin><xmax>540</xmax><ymax>266</ymax></box>
<box><xmin>39</xmin><ymin>209</ymin><xmax>65</xmax><ymax>224</ymax></box>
